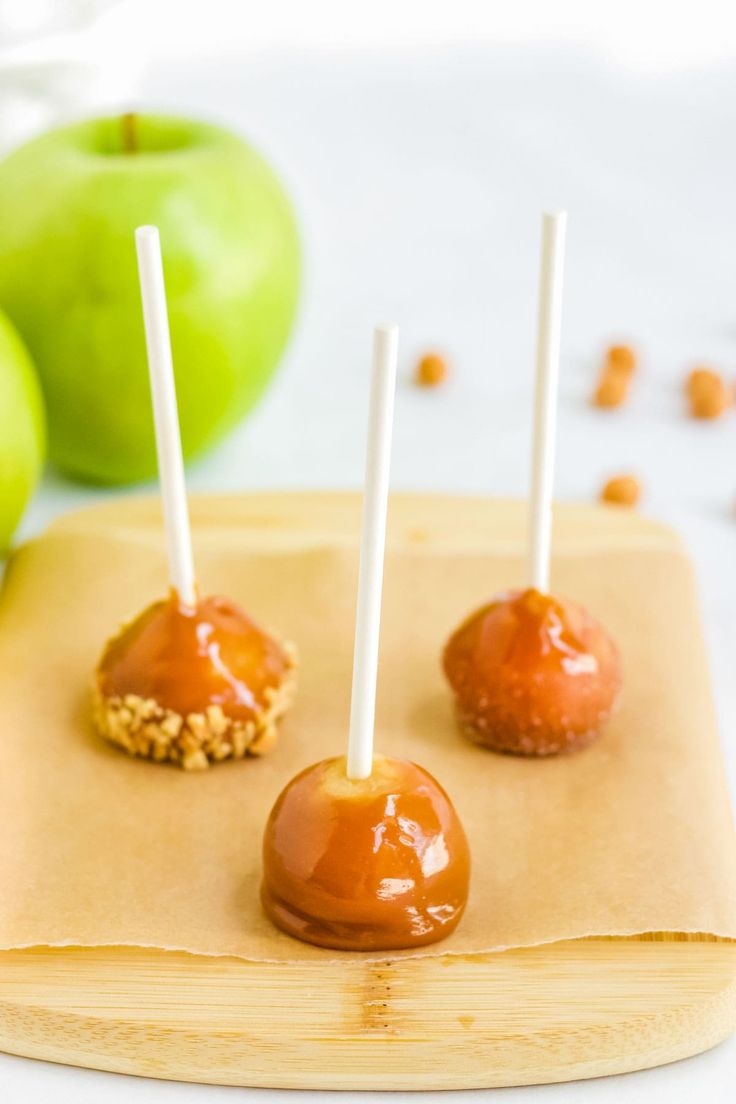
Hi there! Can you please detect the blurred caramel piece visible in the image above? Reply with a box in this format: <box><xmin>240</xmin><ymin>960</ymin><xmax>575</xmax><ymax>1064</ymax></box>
<box><xmin>594</xmin><ymin>372</ymin><xmax>629</xmax><ymax>408</ymax></box>
<box><xmin>606</xmin><ymin>344</ymin><xmax>637</xmax><ymax>378</ymax></box>
<box><xmin>415</xmin><ymin>352</ymin><xmax>448</xmax><ymax>387</ymax></box>
<box><xmin>686</xmin><ymin>367</ymin><xmax>730</xmax><ymax>420</ymax></box>
<box><xmin>600</xmin><ymin>474</ymin><xmax>641</xmax><ymax>508</ymax></box>
<box><xmin>592</xmin><ymin>343</ymin><xmax>637</xmax><ymax>408</ymax></box>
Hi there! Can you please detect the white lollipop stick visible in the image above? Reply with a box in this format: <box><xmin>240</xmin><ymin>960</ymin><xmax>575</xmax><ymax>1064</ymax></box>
<box><xmin>135</xmin><ymin>225</ymin><xmax>197</xmax><ymax>608</ymax></box>
<box><xmin>527</xmin><ymin>210</ymin><xmax>567</xmax><ymax>594</ymax></box>
<box><xmin>346</xmin><ymin>325</ymin><xmax>399</xmax><ymax>781</ymax></box>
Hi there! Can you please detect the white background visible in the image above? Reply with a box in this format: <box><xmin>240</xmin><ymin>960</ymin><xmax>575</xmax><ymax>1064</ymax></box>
<box><xmin>2</xmin><ymin>1</ymin><xmax>736</xmax><ymax>1100</ymax></box>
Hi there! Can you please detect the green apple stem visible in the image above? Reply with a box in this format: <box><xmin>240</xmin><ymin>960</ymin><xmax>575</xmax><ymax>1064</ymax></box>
<box><xmin>121</xmin><ymin>112</ymin><xmax>138</xmax><ymax>154</ymax></box>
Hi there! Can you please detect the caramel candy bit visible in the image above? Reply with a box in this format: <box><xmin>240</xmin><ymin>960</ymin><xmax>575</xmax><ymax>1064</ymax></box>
<box><xmin>593</xmin><ymin>371</ymin><xmax>629</xmax><ymax>408</ymax></box>
<box><xmin>591</xmin><ymin>343</ymin><xmax>637</xmax><ymax>408</ymax></box>
<box><xmin>686</xmin><ymin>367</ymin><xmax>730</xmax><ymax>419</ymax></box>
<box><xmin>600</xmin><ymin>474</ymin><xmax>641</xmax><ymax>507</ymax></box>
<box><xmin>415</xmin><ymin>352</ymin><xmax>448</xmax><ymax>387</ymax></box>
<box><xmin>606</xmin><ymin>344</ymin><xmax>637</xmax><ymax>377</ymax></box>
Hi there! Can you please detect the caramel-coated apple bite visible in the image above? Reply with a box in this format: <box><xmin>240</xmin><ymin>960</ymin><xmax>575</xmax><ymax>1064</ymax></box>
<box><xmin>443</xmin><ymin>588</ymin><xmax>621</xmax><ymax>756</ymax></box>
<box><xmin>94</xmin><ymin>590</ymin><xmax>296</xmax><ymax>770</ymax></box>
<box><xmin>261</xmin><ymin>755</ymin><xmax>470</xmax><ymax>951</ymax></box>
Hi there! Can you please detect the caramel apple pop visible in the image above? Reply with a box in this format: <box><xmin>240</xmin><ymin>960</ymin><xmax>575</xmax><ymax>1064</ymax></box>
<box><xmin>443</xmin><ymin>212</ymin><xmax>621</xmax><ymax>756</ymax></box>
<box><xmin>93</xmin><ymin>226</ymin><xmax>295</xmax><ymax>770</ymax></box>
<box><xmin>262</xmin><ymin>327</ymin><xmax>470</xmax><ymax>951</ymax></box>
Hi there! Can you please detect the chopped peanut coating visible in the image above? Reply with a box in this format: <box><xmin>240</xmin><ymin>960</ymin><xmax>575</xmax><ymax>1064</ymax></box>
<box><xmin>94</xmin><ymin>660</ymin><xmax>296</xmax><ymax>770</ymax></box>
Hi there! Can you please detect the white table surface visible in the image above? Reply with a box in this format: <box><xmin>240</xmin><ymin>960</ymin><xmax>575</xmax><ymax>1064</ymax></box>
<box><xmin>3</xmin><ymin>42</ymin><xmax>736</xmax><ymax>1103</ymax></box>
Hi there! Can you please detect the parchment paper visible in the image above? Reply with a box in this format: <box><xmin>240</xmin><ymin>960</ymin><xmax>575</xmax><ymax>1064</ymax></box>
<box><xmin>0</xmin><ymin>493</ymin><xmax>734</xmax><ymax>961</ymax></box>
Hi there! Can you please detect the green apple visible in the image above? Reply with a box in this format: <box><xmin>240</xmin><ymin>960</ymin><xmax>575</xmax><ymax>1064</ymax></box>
<box><xmin>0</xmin><ymin>308</ymin><xmax>45</xmax><ymax>549</ymax></box>
<box><xmin>0</xmin><ymin>114</ymin><xmax>300</xmax><ymax>484</ymax></box>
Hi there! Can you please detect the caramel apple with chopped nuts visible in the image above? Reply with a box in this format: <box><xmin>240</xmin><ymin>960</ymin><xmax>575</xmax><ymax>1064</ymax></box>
<box><xmin>93</xmin><ymin>229</ymin><xmax>297</xmax><ymax>770</ymax></box>
<box><xmin>94</xmin><ymin>590</ymin><xmax>296</xmax><ymax>770</ymax></box>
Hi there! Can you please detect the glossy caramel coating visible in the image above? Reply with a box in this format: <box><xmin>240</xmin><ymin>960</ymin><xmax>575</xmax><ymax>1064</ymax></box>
<box><xmin>98</xmin><ymin>590</ymin><xmax>290</xmax><ymax>720</ymax></box>
<box><xmin>261</xmin><ymin>756</ymin><xmax>470</xmax><ymax>951</ymax></box>
<box><xmin>94</xmin><ymin>590</ymin><xmax>296</xmax><ymax>768</ymax></box>
<box><xmin>443</xmin><ymin>588</ymin><xmax>622</xmax><ymax>756</ymax></box>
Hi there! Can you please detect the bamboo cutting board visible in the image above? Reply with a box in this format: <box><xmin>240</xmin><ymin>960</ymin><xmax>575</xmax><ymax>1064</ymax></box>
<box><xmin>0</xmin><ymin>493</ymin><xmax>735</xmax><ymax>1090</ymax></box>
<box><xmin>0</xmin><ymin>936</ymin><xmax>735</xmax><ymax>1089</ymax></box>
